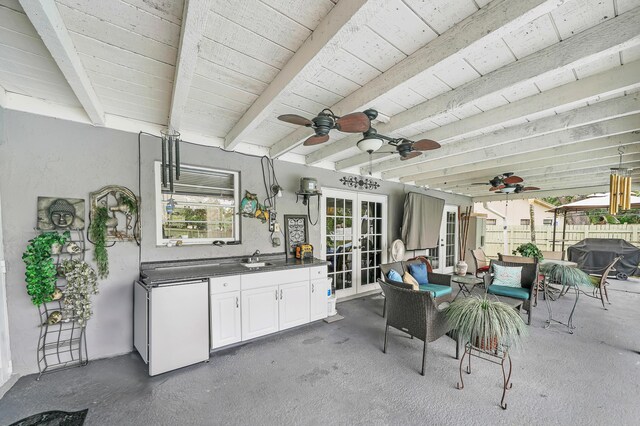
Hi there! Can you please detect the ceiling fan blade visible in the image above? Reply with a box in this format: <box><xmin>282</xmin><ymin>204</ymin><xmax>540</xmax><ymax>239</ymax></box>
<box><xmin>412</xmin><ymin>139</ymin><xmax>441</xmax><ymax>151</ymax></box>
<box><xmin>503</xmin><ymin>175</ymin><xmax>523</xmax><ymax>184</ymax></box>
<box><xmin>489</xmin><ymin>187</ymin><xmax>498</xmax><ymax>191</ymax></box>
<box><xmin>335</xmin><ymin>112</ymin><xmax>370</xmax><ymax>133</ymax></box>
<box><xmin>471</xmin><ymin>182</ymin><xmax>488</xmax><ymax>185</ymax></box>
<box><xmin>523</xmin><ymin>186</ymin><xmax>540</xmax><ymax>191</ymax></box>
<box><xmin>278</xmin><ymin>114</ymin><xmax>313</xmax><ymax>126</ymax></box>
<box><xmin>400</xmin><ymin>151</ymin><xmax>422</xmax><ymax>161</ymax></box>
<box><xmin>303</xmin><ymin>134</ymin><xmax>330</xmax><ymax>146</ymax></box>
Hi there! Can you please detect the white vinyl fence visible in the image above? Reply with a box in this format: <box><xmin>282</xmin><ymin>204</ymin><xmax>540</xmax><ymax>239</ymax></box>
<box><xmin>485</xmin><ymin>224</ymin><xmax>640</xmax><ymax>258</ymax></box>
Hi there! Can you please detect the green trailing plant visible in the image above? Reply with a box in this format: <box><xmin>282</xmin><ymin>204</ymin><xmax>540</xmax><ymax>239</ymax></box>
<box><xmin>90</xmin><ymin>206</ymin><xmax>109</xmax><ymax>278</ymax></box>
<box><xmin>119</xmin><ymin>194</ymin><xmax>138</xmax><ymax>215</ymax></box>
<box><xmin>22</xmin><ymin>231</ymin><xmax>70</xmax><ymax>306</ymax></box>
<box><xmin>446</xmin><ymin>296</ymin><xmax>527</xmax><ymax>350</ymax></box>
<box><xmin>512</xmin><ymin>242</ymin><xmax>543</xmax><ymax>261</ymax></box>
<box><xmin>540</xmin><ymin>263</ymin><xmax>594</xmax><ymax>288</ymax></box>
<box><xmin>60</xmin><ymin>259</ymin><xmax>99</xmax><ymax>326</ymax></box>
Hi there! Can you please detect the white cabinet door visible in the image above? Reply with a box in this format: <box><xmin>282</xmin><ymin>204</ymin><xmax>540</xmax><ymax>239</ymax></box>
<box><xmin>211</xmin><ymin>291</ymin><xmax>241</xmax><ymax>349</ymax></box>
<box><xmin>279</xmin><ymin>281</ymin><xmax>310</xmax><ymax>330</ymax></box>
<box><xmin>242</xmin><ymin>285</ymin><xmax>279</xmax><ymax>340</ymax></box>
<box><xmin>310</xmin><ymin>279</ymin><xmax>328</xmax><ymax>321</ymax></box>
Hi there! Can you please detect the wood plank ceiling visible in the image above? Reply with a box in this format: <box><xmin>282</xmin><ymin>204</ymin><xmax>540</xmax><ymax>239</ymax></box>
<box><xmin>0</xmin><ymin>0</ymin><xmax>639</xmax><ymax>201</ymax></box>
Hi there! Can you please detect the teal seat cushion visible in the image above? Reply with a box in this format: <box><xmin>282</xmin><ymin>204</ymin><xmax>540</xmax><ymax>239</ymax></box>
<box><xmin>419</xmin><ymin>284</ymin><xmax>452</xmax><ymax>298</ymax></box>
<box><xmin>487</xmin><ymin>285</ymin><xmax>530</xmax><ymax>300</ymax></box>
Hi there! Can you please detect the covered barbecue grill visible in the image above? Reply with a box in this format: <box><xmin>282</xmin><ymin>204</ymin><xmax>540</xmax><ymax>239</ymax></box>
<box><xmin>567</xmin><ymin>238</ymin><xmax>640</xmax><ymax>280</ymax></box>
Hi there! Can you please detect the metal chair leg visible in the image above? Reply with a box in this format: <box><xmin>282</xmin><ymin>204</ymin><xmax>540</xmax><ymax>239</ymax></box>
<box><xmin>421</xmin><ymin>340</ymin><xmax>427</xmax><ymax>376</ymax></box>
<box><xmin>383</xmin><ymin>323</ymin><xmax>389</xmax><ymax>353</ymax></box>
<box><xmin>527</xmin><ymin>308</ymin><xmax>532</xmax><ymax>325</ymax></box>
<box><xmin>382</xmin><ymin>298</ymin><xmax>386</xmax><ymax>318</ymax></box>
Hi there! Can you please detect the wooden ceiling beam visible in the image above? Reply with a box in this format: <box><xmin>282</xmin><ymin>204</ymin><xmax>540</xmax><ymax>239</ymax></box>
<box><xmin>168</xmin><ymin>0</ymin><xmax>213</xmax><ymax>133</ymax></box>
<box><xmin>423</xmin><ymin>136</ymin><xmax>640</xmax><ymax>189</ymax></box>
<box><xmin>471</xmin><ymin>185</ymin><xmax>619</xmax><ymax>202</ymax></box>
<box><xmin>349</xmin><ymin>59</ymin><xmax>640</xmax><ymax>174</ymax></box>
<box><xmin>223</xmin><ymin>0</ymin><xmax>385</xmax><ymax>150</ymax></box>
<box><xmin>451</xmin><ymin>158</ymin><xmax>640</xmax><ymax>195</ymax></box>
<box><xmin>401</xmin><ymin>114</ymin><xmax>640</xmax><ymax>184</ymax></box>
<box><xmin>269</xmin><ymin>0</ymin><xmax>562</xmax><ymax>158</ymax></box>
<box><xmin>467</xmin><ymin>171</ymin><xmax>640</xmax><ymax>200</ymax></box>
<box><xmin>386</xmin><ymin>95</ymin><xmax>640</xmax><ymax>180</ymax></box>
<box><xmin>20</xmin><ymin>0</ymin><xmax>105</xmax><ymax>126</ymax></box>
<box><xmin>309</xmin><ymin>6</ymin><xmax>640</xmax><ymax>167</ymax></box>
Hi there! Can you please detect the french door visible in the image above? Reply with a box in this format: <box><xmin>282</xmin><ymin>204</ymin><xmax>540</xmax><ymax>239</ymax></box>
<box><xmin>321</xmin><ymin>189</ymin><xmax>387</xmax><ymax>299</ymax></box>
<box><xmin>424</xmin><ymin>205</ymin><xmax>458</xmax><ymax>274</ymax></box>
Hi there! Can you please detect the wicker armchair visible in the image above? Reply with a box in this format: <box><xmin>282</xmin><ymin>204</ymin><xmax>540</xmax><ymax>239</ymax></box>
<box><xmin>378</xmin><ymin>279</ymin><xmax>457</xmax><ymax>376</ymax></box>
<box><xmin>484</xmin><ymin>259</ymin><xmax>538</xmax><ymax>325</ymax></box>
<box><xmin>380</xmin><ymin>261</ymin><xmax>453</xmax><ymax>317</ymax></box>
<box><xmin>469</xmin><ymin>248</ymin><xmax>491</xmax><ymax>278</ymax></box>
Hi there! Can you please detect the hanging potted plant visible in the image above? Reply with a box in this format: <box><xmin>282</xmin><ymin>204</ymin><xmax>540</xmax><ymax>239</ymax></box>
<box><xmin>22</xmin><ymin>231</ymin><xmax>70</xmax><ymax>306</ymax></box>
<box><xmin>89</xmin><ymin>206</ymin><xmax>110</xmax><ymax>278</ymax></box>
<box><xmin>60</xmin><ymin>259</ymin><xmax>99</xmax><ymax>326</ymax></box>
<box><xmin>512</xmin><ymin>242</ymin><xmax>543</xmax><ymax>261</ymax></box>
<box><xmin>446</xmin><ymin>296</ymin><xmax>527</xmax><ymax>351</ymax></box>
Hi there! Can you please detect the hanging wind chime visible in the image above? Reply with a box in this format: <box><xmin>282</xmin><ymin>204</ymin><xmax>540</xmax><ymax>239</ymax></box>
<box><xmin>160</xmin><ymin>129</ymin><xmax>181</xmax><ymax>193</ymax></box>
<box><xmin>609</xmin><ymin>147</ymin><xmax>632</xmax><ymax>215</ymax></box>
<box><xmin>160</xmin><ymin>129</ymin><xmax>180</xmax><ymax>216</ymax></box>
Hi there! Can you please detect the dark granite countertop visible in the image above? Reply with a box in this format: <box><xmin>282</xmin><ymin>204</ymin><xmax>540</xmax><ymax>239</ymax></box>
<box><xmin>140</xmin><ymin>254</ymin><xmax>329</xmax><ymax>285</ymax></box>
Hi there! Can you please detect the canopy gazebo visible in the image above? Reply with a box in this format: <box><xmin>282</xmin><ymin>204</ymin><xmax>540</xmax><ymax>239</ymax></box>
<box><xmin>548</xmin><ymin>194</ymin><xmax>640</xmax><ymax>256</ymax></box>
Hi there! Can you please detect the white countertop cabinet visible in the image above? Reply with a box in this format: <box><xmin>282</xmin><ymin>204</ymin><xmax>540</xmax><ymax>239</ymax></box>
<box><xmin>210</xmin><ymin>276</ymin><xmax>242</xmax><ymax>349</ymax></box>
<box><xmin>136</xmin><ymin>263</ymin><xmax>328</xmax><ymax>375</ymax></box>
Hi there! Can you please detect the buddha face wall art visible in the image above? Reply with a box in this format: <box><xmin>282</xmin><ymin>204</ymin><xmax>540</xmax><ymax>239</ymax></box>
<box><xmin>37</xmin><ymin>197</ymin><xmax>85</xmax><ymax>230</ymax></box>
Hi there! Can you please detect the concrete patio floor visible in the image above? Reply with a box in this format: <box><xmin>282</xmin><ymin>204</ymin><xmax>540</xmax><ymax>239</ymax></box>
<box><xmin>1</xmin><ymin>278</ymin><xmax>639</xmax><ymax>425</ymax></box>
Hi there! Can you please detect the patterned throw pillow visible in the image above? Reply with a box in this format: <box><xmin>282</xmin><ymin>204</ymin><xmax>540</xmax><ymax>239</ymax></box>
<box><xmin>492</xmin><ymin>264</ymin><xmax>522</xmax><ymax>288</ymax></box>
<box><xmin>387</xmin><ymin>269</ymin><xmax>403</xmax><ymax>283</ymax></box>
<box><xmin>403</xmin><ymin>271</ymin><xmax>419</xmax><ymax>290</ymax></box>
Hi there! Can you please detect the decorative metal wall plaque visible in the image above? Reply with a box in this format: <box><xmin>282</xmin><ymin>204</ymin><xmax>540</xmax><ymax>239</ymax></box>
<box><xmin>284</xmin><ymin>215</ymin><xmax>308</xmax><ymax>254</ymax></box>
<box><xmin>340</xmin><ymin>176</ymin><xmax>380</xmax><ymax>190</ymax></box>
<box><xmin>89</xmin><ymin>185</ymin><xmax>140</xmax><ymax>242</ymax></box>
<box><xmin>37</xmin><ymin>197</ymin><xmax>85</xmax><ymax>230</ymax></box>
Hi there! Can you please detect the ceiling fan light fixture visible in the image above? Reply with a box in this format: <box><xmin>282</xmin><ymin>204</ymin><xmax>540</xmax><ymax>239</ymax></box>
<box><xmin>357</xmin><ymin>135</ymin><xmax>384</xmax><ymax>153</ymax></box>
<box><xmin>501</xmin><ymin>186</ymin><xmax>516</xmax><ymax>194</ymax></box>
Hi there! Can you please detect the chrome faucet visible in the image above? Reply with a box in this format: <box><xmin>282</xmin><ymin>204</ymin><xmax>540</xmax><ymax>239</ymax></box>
<box><xmin>249</xmin><ymin>250</ymin><xmax>260</xmax><ymax>263</ymax></box>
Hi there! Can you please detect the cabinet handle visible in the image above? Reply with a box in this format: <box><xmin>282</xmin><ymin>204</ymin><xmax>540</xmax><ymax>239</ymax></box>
<box><xmin>280</xmin><ymin>289</ymin><xmax>283</xmax><ymax>299</ymax></box>
<box><xmin>312</xmin><ymin>283</ymin><xmax>315</xmax><ymax>293</ymax></box>
<box><xmin>236</xmin><ymin>297</ymin><xmax>239</xmax><ymax>308</ymax></box>
<box><xmin>223</xmin><ymin>282</ymin><xmax>228</xmax><ymax>287</ymax></box>
<box><xmin>275</xmin><ymin>289</ymin><xmax>278</xmax><ymax>300</ymax></box>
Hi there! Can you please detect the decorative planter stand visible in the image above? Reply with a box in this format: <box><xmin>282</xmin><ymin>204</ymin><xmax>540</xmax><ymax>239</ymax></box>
<box><xmin>456</xmin><ymin>342</ymin><xmax>513</xmax><ymax>410</ymax></box>
<box><xmin>36</xmin><ymin>300</ymin><xmax>88</xmax><ymax>380</ymax></box>
<box><xmin>34</xmin><ymin>229</ymin><xmax>89</xmax><ymax>380</ymax></box>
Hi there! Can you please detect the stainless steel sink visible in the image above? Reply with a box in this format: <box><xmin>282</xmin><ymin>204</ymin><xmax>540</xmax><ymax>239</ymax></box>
<box><xmin>241</xmin><ymin>262</ymin><xmax>273</xmax><ymax>268</ymax></box>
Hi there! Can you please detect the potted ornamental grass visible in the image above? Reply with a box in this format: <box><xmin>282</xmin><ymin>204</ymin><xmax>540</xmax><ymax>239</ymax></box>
<box><xmin>446</xmin><ymin>295</ymin><xmax>527</xmax><ymax>351</ymax></box>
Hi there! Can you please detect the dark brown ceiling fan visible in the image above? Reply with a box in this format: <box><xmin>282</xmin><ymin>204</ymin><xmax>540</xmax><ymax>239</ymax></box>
<box><xmin>277</xmin><ymin>109</ymin><xmax>370</xmax><ymax>146</ymax></box>
<box><xmin>355</xmin><ymin>109</ymin><xmax>440</xmax><ymax>161</ymax></box>
<box><xmin>471</xmin><ymin>172</ymin><xmax>524</xmax><ymax>190</ymax></box>
<box><xmin>277</xmin><ymin>108</ymin><xmax>441</xmax><ymax>162</ymax></box>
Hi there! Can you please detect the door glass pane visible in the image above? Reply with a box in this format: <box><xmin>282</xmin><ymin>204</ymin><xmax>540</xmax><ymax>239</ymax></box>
<box><xmin>345</xmin><ymin>200</ymin><xmax>352</xmax><ymax>216</ymax></box>
<box><xmin>327</xmin><ymin>198</ymin><xmax>335</xmax><ymax>215</ymax></box>
<box><xmin>446</xmin><ymin>211</ymin><xmax>456</xmax><ymax>268</ymax></box>
<box><xmin>427</xmin><ymin>247</ymin><xmax>439</xmax><ymax>270</ymax></box>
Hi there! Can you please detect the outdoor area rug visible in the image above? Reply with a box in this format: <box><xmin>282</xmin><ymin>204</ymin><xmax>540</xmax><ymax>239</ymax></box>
<box><xmin>8</xmin><ymin>409</ymin><xmax>88</xmax><ymax>426</ymax></box>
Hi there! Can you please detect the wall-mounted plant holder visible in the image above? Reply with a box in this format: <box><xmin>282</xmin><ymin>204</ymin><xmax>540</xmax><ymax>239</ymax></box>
<box><xmin>89</xmin><ymin>185</ymin><xmax>140</xmax><ymax>242</ymax></box>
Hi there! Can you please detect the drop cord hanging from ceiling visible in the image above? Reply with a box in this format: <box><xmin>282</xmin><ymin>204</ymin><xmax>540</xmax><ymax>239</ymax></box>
<box><xmin>261</xmin><ymin>156</ymin><xmax>285</xmax><ymax>244</ymax></box>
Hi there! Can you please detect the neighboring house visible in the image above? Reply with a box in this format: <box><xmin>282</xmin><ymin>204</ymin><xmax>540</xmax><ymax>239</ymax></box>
<box><xmin>474</xmin><ymin>199</ymin><xmax>562</xmax><ymax>227</ymax></box>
